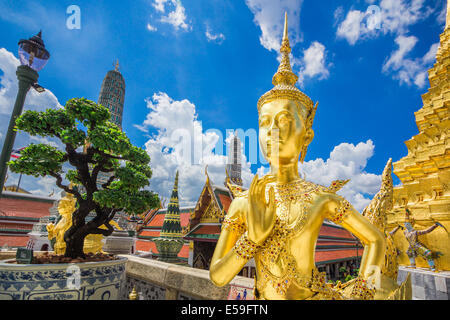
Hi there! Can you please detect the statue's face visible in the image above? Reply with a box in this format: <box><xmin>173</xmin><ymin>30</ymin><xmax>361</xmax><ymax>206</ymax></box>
<box><xmin>404</xmin><ymin>222</ymin><xmax>413</xmax><ymax>231</ymax></box>
<box><xmin>259</xmin><ymin>99</ymin><xmax>309</xmax><ymax>165</ymax></box>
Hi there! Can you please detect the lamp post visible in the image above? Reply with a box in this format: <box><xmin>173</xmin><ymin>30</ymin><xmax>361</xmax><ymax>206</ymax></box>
<box><xmin>0</xmin><ymin>31</ymin><xmax>50</xmax><ymax>197</ymax></box>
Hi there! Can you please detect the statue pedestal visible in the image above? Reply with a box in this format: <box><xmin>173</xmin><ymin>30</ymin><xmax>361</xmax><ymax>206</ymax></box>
<box><xmin>397</xmin><ymin>266</ymin><xmax>450</xmax><ymax>300</ymax></box>
<box><xmin>103</xmin><ymin>231</ymin><xmax>135</xmax><ymax>255</ymax></box>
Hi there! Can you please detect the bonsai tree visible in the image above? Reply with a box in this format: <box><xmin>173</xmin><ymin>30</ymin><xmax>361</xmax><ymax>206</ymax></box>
<box><xmin>8</xmin><ymin>98</ymin><xmax>159</xmax><ymax>259</ymax></box>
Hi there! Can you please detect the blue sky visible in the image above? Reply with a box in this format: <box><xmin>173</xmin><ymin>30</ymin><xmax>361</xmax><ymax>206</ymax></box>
<box><xmin>0</xmin><ymin>0</ymin><xmax>446</xmax><ymax>210</ymax></box>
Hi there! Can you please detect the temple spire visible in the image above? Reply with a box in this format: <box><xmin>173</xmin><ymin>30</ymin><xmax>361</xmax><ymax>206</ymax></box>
<box><xmin>114</xmin><ymin>59</ymin><xmax>119</xmax><ymax>71</ymax></box>
<box><xmin>159</xmin><ymin>171</ymin><xmax>182</xmax><ymax>238</ymax></box>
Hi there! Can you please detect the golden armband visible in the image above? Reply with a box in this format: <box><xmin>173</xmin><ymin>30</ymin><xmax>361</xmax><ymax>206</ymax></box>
<box><xmin>350</xmin><ymin>276</ymin><xmax>376</xmax><ymax>300</ymax></box>
<box><xmin>330</xmin><ymin>198</ymin><xmax>351</xmax><ymax>224</ymax></box>
<box><xmin>221</xmin><ymin>217</ymin><xmax>246</xmax><ymax>236</ymax></box>
<box><xmin>233</xmin><ymin>232</ymin><xmax>260</xmax><ymax>260</ymax></box>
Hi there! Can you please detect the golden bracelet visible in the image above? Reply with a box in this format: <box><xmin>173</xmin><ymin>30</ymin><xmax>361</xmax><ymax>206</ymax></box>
<box><xmin>330</xmin><ymin>198</ymin><xmax>352</xmax><ymax>224</ymax></box>
<box><xmin>233</xmin><ymin>232</ymin><xmax>260</xmax><ymax>260</ymax></box>
<box><xmin>222</xmin><ymin>217</ymin><xmax>246</xmax><ymax>236</ymax></box>
<box><xmin>350</xmin><ymin>276</ymin><xmax>376</xmax><ymax>300</ymax></box>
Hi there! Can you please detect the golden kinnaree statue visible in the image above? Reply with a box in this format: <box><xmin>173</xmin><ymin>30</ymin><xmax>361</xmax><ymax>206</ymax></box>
<box><xmin>210</xmin><ymin>13</ymin><xmax>389</xmax><ymax>300</ymax></box>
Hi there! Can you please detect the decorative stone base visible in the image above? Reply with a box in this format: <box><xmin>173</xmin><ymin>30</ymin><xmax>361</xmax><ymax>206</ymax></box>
<box><xmin>103</xmin><ymin>231</ymin><xmax>135</xmax><ymax>255</ymax></box>
<box><xmin>397</xmin><ymin>266</ymin><xmax>450</xmax><ymax>300</ymax></box>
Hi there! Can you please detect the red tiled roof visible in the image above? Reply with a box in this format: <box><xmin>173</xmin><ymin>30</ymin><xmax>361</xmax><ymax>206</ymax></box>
<box><xmin>147</xmin><ymin>213</ymin><xmax>165</xmax><ymax>228</ymax></box>
<box><xmin>316</xmin><ymin>240</ymin><xmax>360</xmax><ymax>247</ymax></box>
<box><xmin>145</xmin><ymin>211</ymin><xmax>191</xmax><ymax>228</ymax></box>
<box><xmin>180</xmin><ymin>212</ymin><xmax>190</xmax><ymax>227</ymax></box>
<box><xmin>0</xmin><ymin>235</ymin><xmax>29</xmax><ymax>247</ymax></box>
<box><xmin>192</xmin><ymin>225</ymin><xmax>221</xmax><ymax>235</ymax></box>
<box><xmin>216</xmin><ymin>193</ymin><xmax>232</xmax><ymax>213</ymax></box>
<box><xmin>139</xmin><ymin>230</ymin><xmax>160</xmax><ymax>237</ymax></box>
<box><xmin>178</xmin><ymin>244</ymin><xmax>189</xmax><ymax>259</ymax></box>
<box><xmin>315</xmin><ymin>249</ymin><xmax>363</xmax><ymax>264</ymax></box>
<box><xmin>319</xmin><ymin>224</ymin><xmax>356</xmax><ymax>240</ymax></box>
<box><xmin>0</xmin><ymin>197</ymin><xmax>53</xmax><ymax>219</ymax></box>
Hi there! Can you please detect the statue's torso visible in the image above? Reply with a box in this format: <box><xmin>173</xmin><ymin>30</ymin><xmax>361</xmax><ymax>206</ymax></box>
<box><xmin>241</xmin><ymin>180</ymin><xmax>337</xmax><ymax>300</ymax></box>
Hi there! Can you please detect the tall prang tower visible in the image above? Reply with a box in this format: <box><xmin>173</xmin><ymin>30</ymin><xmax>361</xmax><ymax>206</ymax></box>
<box><xmin>95</xmin><ymin>60</ymin><xmax>126</xmax><ymax>188</ymax></box>
<box><xmin>225</xmin><ymin>133</ymin><xmax>243</xmax><ymax>186</ymax></box>
<box><xmin>98</xmin><ymin>60</ymin><xmax>126</xmax><ymax>129</ymax></box>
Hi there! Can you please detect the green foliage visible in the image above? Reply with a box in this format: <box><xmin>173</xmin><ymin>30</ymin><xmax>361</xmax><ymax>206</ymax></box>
<box><xmin>9</xmin><ymin>97</ymin><xmax>159</xmax><ymax>234</ymax></box>
<box><xmin>8</xmin><ymin>144</ymin><xmax>65</xmax><ymax>177</ymax></box>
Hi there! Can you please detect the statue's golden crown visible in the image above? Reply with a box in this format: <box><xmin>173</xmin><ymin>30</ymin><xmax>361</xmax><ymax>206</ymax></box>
<box><xmin>257</xmin><ymin>13</ymin><xmax>316</xmax><ymax>127</ymax></box>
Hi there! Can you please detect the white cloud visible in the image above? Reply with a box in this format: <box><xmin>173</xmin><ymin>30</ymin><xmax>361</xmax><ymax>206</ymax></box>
<box><xmin>153</xmin><ymin>0</ymin><xmax>167</xmax><ymax>13</ymax></box>
<box><xmin>336</xmin><ymin>0</ymin><xmax>432</xmax><ymax>45</ymax></box>
<box><xmin>245</xmin><ymin>0</ymin><xmax>303</xmax><ymax>52</ymax></box>
<box><xmin>205</xmin><ymin>25</ymin><xmax>225</xmax><ymax>44</ymax></box>
<box><xmin>382</xmin><ymin>36</ymin><xmax>438</xmax><ymax>88</ymax></box>
<box><xmin>149</xmin><ymin>0</ymin><xmax>191</xmax><ymax>32</ymax></box>
<box><xmin>159</xmin><ymin>0</ymin><xmax>190</xmax><ymax>31</ymax></box>
<box><xmin>299</xmin><ymin>140</ymin><xmax>383</xmax><ymax>212</ymax></box>
<box><xmin>147</xmin><ymin>23</ymin><xmax>157</xmax><ymax>32</ymax></box>
<box><xmin>336</xmin><ymin>10</ymin><xmax>367</xmax><ymax>45</ymax></box>
<box><xmin>136</xmin><ymin>92</ymin><xmax>253</xmax><ymax>206</ymax></box>
<box><xmin>298</xmin><ymin>41</ymin><xmax>330</xmax><ymax>85</ymax></box>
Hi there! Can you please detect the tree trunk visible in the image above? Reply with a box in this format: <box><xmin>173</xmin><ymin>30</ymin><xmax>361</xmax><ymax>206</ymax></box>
<box><xmin>64</xmin><ymin>232</ymin><xmax>86</xmax><ymax>259</ymax></box>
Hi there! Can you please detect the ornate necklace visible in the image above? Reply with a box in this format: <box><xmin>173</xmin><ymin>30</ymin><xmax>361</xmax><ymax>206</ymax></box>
<box><xmin>257</xmin><ymin>179</ymin><xmax>327</xmax><ymax>295</ymax></box>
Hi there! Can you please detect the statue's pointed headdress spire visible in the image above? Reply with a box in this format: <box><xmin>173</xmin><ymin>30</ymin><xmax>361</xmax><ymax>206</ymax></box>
<box><xmin>257</xmin><ymin>12</ymin><xmax>315</xmax><ymax>117</ymax></box>
<box><xmin>272</xmin><ymin>12</ymin><xmax>298</xmax><ymax>86</ymax></box>
<box><xmin>257</xmin><ymin>12</ymin><xmax>317</xmax><ymax>162</ymax></box>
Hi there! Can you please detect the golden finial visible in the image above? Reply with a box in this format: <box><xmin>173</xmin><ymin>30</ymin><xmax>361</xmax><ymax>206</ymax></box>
<box><xmin>114</xmin><ymin>59</ymin><xmax>120</xmax><ymax>71</ymax></box>
<box><xmin>446</xmin><ymin>0</ymin><xmax>450</xmax><ymax>30</ymax></box>
<box><xmin>129</xmin><ymin>286</ymin><xmax>138</xmax><ymax>300</ymax></box>
<box><xmin>272</xmin><ymin>12</ymin><xmax>298</xmax><ymax>87</ymax></box>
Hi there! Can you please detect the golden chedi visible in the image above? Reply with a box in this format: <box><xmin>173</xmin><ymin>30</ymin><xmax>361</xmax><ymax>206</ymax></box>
<box><xmin>387</xmin><ymin>1</ymin><xmax>450</xmax><ymax>271</ymax></box>
<box><xmin>210</xmin><ymin>13</ymin><xmax>387</xmax><ymax>300</ymax></box>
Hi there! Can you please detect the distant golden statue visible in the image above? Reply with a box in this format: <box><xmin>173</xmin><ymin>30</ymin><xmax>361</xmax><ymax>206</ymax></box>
<box><xmin>210</xmin><ymin>13</ymin><xmax>388</xmax><ymax>300</ymax></box>
<box><xmin>47</xmin><ymin>192</ymin><xmax>76</xmax><ymax>255</ymax></box>
<box><xmin>47</xmin><ymin>191</ymin><xmax>121</xmax><ymax>255</ymax></box>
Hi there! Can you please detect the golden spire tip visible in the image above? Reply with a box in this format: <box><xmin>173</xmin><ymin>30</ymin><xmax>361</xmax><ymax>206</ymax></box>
<box><xmin>283</xmin><ymin>12</ymin><xmax>288</xmax><ymax>40</ymax></box>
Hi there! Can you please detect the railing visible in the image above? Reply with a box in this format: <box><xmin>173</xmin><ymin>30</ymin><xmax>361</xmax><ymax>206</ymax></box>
<box><xmin>118</xmin><ymin>255</ymin><xmax>254</xmax><ymax>300</ymax></box>
<box><xmin>0</xmin><ymin>251</ymin><xmax>254</xmax><ymax>300</ymax></box>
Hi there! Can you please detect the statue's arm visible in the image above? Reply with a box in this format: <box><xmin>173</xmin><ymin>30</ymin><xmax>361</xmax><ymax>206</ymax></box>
<box><xmin>389</xmin><ymin>225</ymin><xmax>402</xmax><ymax>237</ymax></box>
<box><xmin>417</xmin><ymin>224</ymin><xmax>438</xmax><ymax>236</ymax></box>
<box><xmin>325</xmin><ymin>194</ymin><xmax>386</xmax><ymax>280</ymax></box>
<box><xmin>210</xmin><ymin>197</ymin><xmax>253</xmax><ymax>287</ymax></box>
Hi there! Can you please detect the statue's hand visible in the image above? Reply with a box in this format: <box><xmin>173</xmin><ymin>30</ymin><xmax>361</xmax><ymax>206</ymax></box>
<box><xmin>247</xmin><ymin>174</ymin><xmax>276</xmax><ymax>245</ymax></box>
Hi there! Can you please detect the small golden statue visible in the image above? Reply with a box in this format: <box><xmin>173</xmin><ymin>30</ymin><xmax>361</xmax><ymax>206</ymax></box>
<box><xmin>47</xmin><ymin>190</ymin><xmax>122</xmax><ymax>255</ymax></box>
<box><xmin>47</xmin><ymin>191</ymin><xmax>76</xmax><ymax>255</ymax></box>
<box><xmin>210</xmin><ymin>13</ymin><xmax>387</xmax><ymax>300</ymax></box>
<box><xmin>391</xmin><ymin>208</ymin><xmax>445</xmax><ymax>272</ymax></box>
